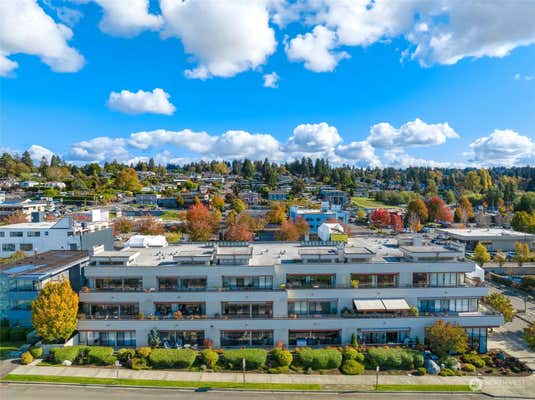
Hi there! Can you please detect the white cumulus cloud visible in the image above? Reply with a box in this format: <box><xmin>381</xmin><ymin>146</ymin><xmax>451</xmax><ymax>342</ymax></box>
<box><xmin>367</xmin><ymin>118</ymin><xmax>459</xmax><ymax>149</ymax></box>
<box><xmin>468</xmin><ymin>129</ymin><xmax>535</xmax><ymax>167</ymax></box>
<box><xmin>335</xmin><ymin>141</ymin><xmax>381</xmax><ymax>167</ymax></box>
<box><xmin>128</xmin><ymin>129</ymin><xmax>215</xmax><ymax>153</ymax></box>
<box><xmin>263</xmin><ymin>72</ymin><xmax>279</xmax><ymax>88</ymax></box>
<box><xmin>287</xmin><ymin>122</ymin><xmax>343</xmax><ymax>153</ymax></box>
<box><xmin>285</xmin><ymin>25</ymin><xmax>349</xmax><ymax>72</ymax></box>
<box><xmin>107</xmin><ymin>88</ymin><xmax>176</xmax><ymax>115</ymax></box>
<box><xmin>27</xmin><ymin>145</ymin><xmax>55</xmax><ymax>163</ymax></box>
<box><xmin>92</xmin><ymin>0</ymin><xmax>162</xmax><ymax>37</ymax></box>
<box><xmin>159</xmin><ymin>0</ymin><xmax>277</xmax><ymax>79</ymax></box>
<box><xmin>0</xmin><ymin>0</ymin><xmax>85</xmax><ymax>76</ymax></box>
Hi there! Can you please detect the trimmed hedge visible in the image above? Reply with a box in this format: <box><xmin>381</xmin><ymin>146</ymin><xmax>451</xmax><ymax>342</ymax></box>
<box><xmin>270</xmin><ymin>348</ymin><xmax>293</xmax><ymax>367</ymax></box>
<box><xmin>463</xmin><ymin>363</ymin><xmax>476</xmax><ymax>372</ymax></box>
<box><xmin>340</xmin><ymin>360</ymin><xmax>365</xmax><ymax>375</ymax></box>
<box><xmin>342</xmin><ymin>347</ymin><xmax>364</xmax><ymax>362</ymax></box>
<box><xmin>136</xmin><ymin>347</ymin><xmax>152</xmax><ymax>359</ymax></box>
<box><xmin>88</xmin><ymin>347</ymin><xmax>116</xmax><ymax>366</ymax></box>
<box><xmin>20</xmin><ymin>351</ymin><xmax>33</xmax><ymax>365</ymax></box>
<box><xmin>461</xmin><ymin>353</ymin><xmax>485</xmax><ymax>368</ymax></box>
<box><xmin>297</xmin><ymin>349</ymin><xmax>343</xmax><ymax>370</ymax></box>
<box><xmin>365</xmin><ymin>347</ymin><xmax>423</xmax><ymax>370</ymax></box>
<box><xmin>51</xmin><ymin>346</ymin><xmax>86</xmax><ymax>363</ymax></box>
<box><xmin>149</xmin><ymin>349</ymin><xmax>196</xmax><ymax>369</ymax></box>
<box><xmin>200</xmin><ymin>349</ymin><xmax>219</xmax><ymax>369</ymax></box>
<box><xmin>29</xmin><ymin>347</ymin><xmax>43</xmax><ymax>359</ymax></box>
<box><xmin>117</xmin><ymin>349</ymin><xmax>136</xmax><ymax>363</ymax></box>
<box><xmin>130</xmin><ymin>357</ymin><xmax>149</xmax><ymax>370</ymax></box>
<box><xmin>224</xmin><ymin>349</ymin><xmax>268</xmax><ymax>370</ymax></box>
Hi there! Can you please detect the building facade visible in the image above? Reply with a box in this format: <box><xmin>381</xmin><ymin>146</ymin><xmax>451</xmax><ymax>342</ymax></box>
<box><xmin>0</xmin><ymin>211</ymin><xmax>113</xmax><ymax>257</ymax></box>
<box><xmin>0</xmin><ymin>251</ymin><xmax>88</xmax><ymax>325</ymax></box>
<box><xmin>77</xmin><ymin>238</ymin><xmax>502</xmax><ymax>352</ymax></box>
<box><xmin>290</xmin><ymin>204</ymin><xmax>349</xmax><ymax>234</ymax></box>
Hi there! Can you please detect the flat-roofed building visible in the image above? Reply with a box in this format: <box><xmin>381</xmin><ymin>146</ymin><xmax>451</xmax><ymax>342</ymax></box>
<box><xmin>76</xmin><ymin>237</ymin><xmax>502</xmax><ymax>352</ymax></box>
<box><xmin>0</xmin><ymin>250</ymin><xmax>89</xmax><ymax>325</ymax></box>
<box><xmin>437</xmin><ymin>228</ymin><xmax>535</xmax><ymax>251</ymax></box>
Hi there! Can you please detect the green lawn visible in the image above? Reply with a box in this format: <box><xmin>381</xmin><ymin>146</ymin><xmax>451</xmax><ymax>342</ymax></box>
<box><xmin>376</xmin><ymin>384</ymin><xmax>473</xmax><ymax>392</ymax></box>
<box><xmin>0</xmin><ymin>341</ymin><xmax>24</xmax><ymax>360</ymax></box>
<box><xmin>161</xmin><ymin>211</ymin><xmax>182</xmax><ymax>220</ymax></box>
<box><xmin>1</xmin><ymin>374</ymin><xmax>321</xmax><ymax>391</ymax></box>
<box><xmin>350</xmin><ymin>197</ymin><xmax>404</xmax><ymax>210</ymax></box>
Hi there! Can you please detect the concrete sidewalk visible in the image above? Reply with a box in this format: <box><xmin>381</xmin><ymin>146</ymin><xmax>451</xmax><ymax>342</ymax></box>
<box><xmin>7</xmin><ymin>364</ymin><xmax>535</xmax><ymax>398</ymax></box>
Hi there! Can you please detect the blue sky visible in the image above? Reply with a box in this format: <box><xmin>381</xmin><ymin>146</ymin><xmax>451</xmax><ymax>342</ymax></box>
<box><xmin>1</xmin><ymin>0</ymin><xmax>534</xmax><ymax>168</ymax></box>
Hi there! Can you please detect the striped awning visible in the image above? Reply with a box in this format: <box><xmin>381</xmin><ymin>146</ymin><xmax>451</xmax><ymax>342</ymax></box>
<box><xmin>353</xmin><ymin>299</ymin><xmax>386</xmax><ymax>312</ymax></box>
<box><xmin>381</xmin><ymin>298</ymin><xmax>410</xmax><ymax>311</ymax></box>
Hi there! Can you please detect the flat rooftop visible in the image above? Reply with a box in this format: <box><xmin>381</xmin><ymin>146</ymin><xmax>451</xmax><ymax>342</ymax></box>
<box><xmin>0</xmin><ymin>221</ymin><xmax>56</xmax><ymax>229</ymax></box>
<box><xmin>437</xmin><ymin>228</ymin><xmax>535</xmax><ymax>240</ymax></box>
<box><xmin>0</xmin><ymin>250</ymin><xmax>88</xmax><ymax>277</ymax></box>
<box><xmin>90</xmin><ymin>236</ymin><xmax>462</xmax><ymax>267</ymax></box>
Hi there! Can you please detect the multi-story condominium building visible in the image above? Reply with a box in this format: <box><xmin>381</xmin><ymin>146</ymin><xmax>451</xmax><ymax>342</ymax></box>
<box><xmin>290</xmin><ymin>203</ymin><xmax>349</xmax><ymax>235</ymax></box>
<box><xmin>77</xmin><ymin>237</ymin><xmax>502</xmax><ymax>352</ymax></box>
<box><xmin>0</xmin><ymin>250</ymin><xmax>88</xmax><ymax>325</ymax></box>
<box><xmin>0</xmin><ymin>198</ymin><xmax>48</xmax><ymax>221</ymax></box>
<box><xmin>0</xmin><ymin>210</ymin><xmax>113</xmax><ymax>257</ymax></box>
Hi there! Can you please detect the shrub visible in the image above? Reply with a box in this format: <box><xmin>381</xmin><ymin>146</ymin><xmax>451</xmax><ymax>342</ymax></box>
<box><xmin>149</xmin><ymin>349</ymin><xmax>196</xmax><ymax>369</ymax></box>
<box><xmin>340</xmin><ymin>360</ymin><xmax>365</xmax><ymax>375</ymax></box>
<box><xmin>463</xmin><ymin>363</ymin><xmax>476</xmax><ymax>372</ymax></box>
<box><xmin>267</xmin><ymin>366</ymin><xmax>289</xmax><ymax>374</ymax></box>
<box><xmin>20</xmin><ymin>351</ymin><xmax>33</xmax><ymax>365</ymax></box>
<box><xmin>414</xmin><ymin>367</ymin><xmax>427</xmax><ymax>376</ymax></box>
<box><xmin>297</xmin><ymin>349</ymin><xmax>342</xmax><ymax>370</ymax></box>
<box><xmin>51</xmin><ymin>346</ymin><xmax>85</xmax><ymax>363</ymax></box>
<box><xmin>130</xmin><ymin>357</ymin><xmax>149</xmax><ymax>370</ymax></box>
<box><xmin>461</xmin><ymin>353</ymin><xmax>485</xmax><ymax>368</ymax></box>
<box><xmin>0</xmin><ymin>327</ymin><xmax>9</xmax><ymax>342</ymax></box>
<box><xmin>224</xmin><ymin>349</ymin><xmax>268</xmax><ymax>370</ymax></box>
<box><xmin>439</xmin><ymin>368</ymin><xmax>455</xmax><ymax>376</ymax></box>
<box><xmin>200</xmin><ymin>349</ymin><xmax>219</xmax><ymax>369</ymax></box>
<box><xmin>342</xmin><ymin>347</ymin><xmax>364</xmax><ymax>362</ymax></box>
<box><xmin>117</xmin><ymin>348</ymin><xmax>136</xmax><ymax>363</ymax></box>
<box><xmin>270</xmin><ymin>348</ymin><xmax>293</xmax><ymax>367</ymax></box>
<box><xmin>442</xmin><ymin>356</ymin><xmax>458</xmax><ymax>369</ymax></box>
<box><xmin>365</xmin><ymin>347</ymin><xmax>422</xmax><ymax>370</ymax></box>
<box><xmin>88</xmin><ymin>347</ymin><xmax>116</xmax><ymax>365</ymax></box>
<box><xmin>9</xmin><ymin>327</ymin><xmax>29</xmax><ymax>341</ymax></box>
<box><xmin>29</xmin><ymin>347</ymin><xmax>43</xmax><ymax>359</ymax></box>
<box><xmin>136</xmin><ymin>347</ymin><xmax>152</xmax><ymax>359</ymax></box>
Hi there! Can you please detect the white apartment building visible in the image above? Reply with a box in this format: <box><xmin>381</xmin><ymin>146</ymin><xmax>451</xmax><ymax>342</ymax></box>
<box><xmin>77</xmin><ymin>238</ymin><xmax>503</xmax><ymax>352</ymax></box>
<box><xmin>0</xmin><ymin>199</ymin><xmax>47</xmax><ymax>220</ymax></box>
<box><xmin>0</xmin><ymin>210</ymin><xmax>113</xmax><ymax>257</ymax></box>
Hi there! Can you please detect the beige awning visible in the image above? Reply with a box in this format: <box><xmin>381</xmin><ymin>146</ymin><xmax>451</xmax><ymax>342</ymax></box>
<box><xmin>381</xmin><ymin>298</ymin><xmax>410</xmax><ymax>311</ymax></box>
<box><xmin>353</xmin><ymin>299</ymin><xmax>386</xmax><ymax>312</ymax></box>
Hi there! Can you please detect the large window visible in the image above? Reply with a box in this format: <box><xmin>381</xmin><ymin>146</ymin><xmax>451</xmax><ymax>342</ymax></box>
<box><xmin>465</xmin><ymin>327</ymin><xmax>487</xmax><ymax>353</ymax></box>
<box><xmin>160</xmin><ymin>331</ymin><xmax>204</xmax><ymax>347</ymax></box>
<box><xmin>220</xmin><ymin>330</ymin><xmax>273</xmax><ymax>347</ymax></box>
<box><xmin>155</xmin><ymin>302</ymin><xmax>205</xmax><ymax>317</ymax></box>
<box><xmin>27</xmin><ymin>231</ymin><xmax>40</xmax><ymax>237</ymax></box>
<box><xmin>286</xmin><ymin>274</ymin><xmax>335</xmax><ymax>289</ymax></box>
<box><xmin>180</xmin><ymin>277</ymin><xmax>207</xmax><ymax>291</ymax></box>
<box><xmin>93</xmin><ymin>277</ymin><xmax>142</xmax><ymax>291</ymax></box>
<box><xmin>222</xmin><ymin>275</ymin><xmax>273</xmax><ymax>290</ymax></box>
<box><xmin>350</xmin><ymin>273</ymin><xmax>398</xmax><ymax>288</ymax></box>
<box><xmin>418</xmin><ymin>298</ymin><xmax>478</xmax><ymax>313</ymax></box>
<box><xmin>289</xmin><ymin>330</ymin><xmax>341</xmax><ymax>346</ymax></box>
<box><xmin>10</xmin><ymin>299</ymin><xmax>32</xmax><ymax>310</ymax></box>
<box><xmin>2</xmin><ymin>244</ymin><xmax>15</xmax><ymax>252</ymax></box>
<box><xmin>79</xmin><ymin>331</ymin><xmax>136</xmax><ymax>347</ymax></box>
<box><xmin>351</xmin><ymin>274</ymin><xmax>373</xmax><ymax>288</ymax></box>
<box><xmin>9</xmin><ymin>278</ymin><xmax>39</xmax><ymax>291</ymax></box>
<box><xmin>412</xmin><ymin>272</ymin><xmax>463</xmax><ymax>287</ymax></box>
<box><xmin>222</xmin><ymin>302</ymin><xmax>272</xmax><ymax>318</ymax></box>
<box><xmin>9</xmin><ymin>232</ymin><xmax>23</xmax><ymax>237</ymax></box>
<box><xmin>81</xmin><ymin>303</ymin><xmax>139</xmax><ymax>319</ymax></box>
<box><xmin>288</xmin><ymin>300</ymin><xmax>337</xmax><ymax>316</ymax></box>
<box><xmin>158</xmin><ymin>277</ymin><xmax>177</xmax><ymax>291</ymax></box>
<box><xmin>361</xmin><ymin>330</ymin><xmax>409</xmax><ymax>345</ymax></box>
<box><xmin>19</xmin><ymin>243</ymin><xmax>33</xmax><ymax>251</ymax></box>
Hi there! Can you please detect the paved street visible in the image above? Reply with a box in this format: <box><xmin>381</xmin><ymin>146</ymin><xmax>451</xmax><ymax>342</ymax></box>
<box><xmin>488</xmin><ymin>282</ymin><xmax>535</xmax><ymax>323</ymax></box>
<box><xmin>0</xmin><ymin>383</ymin><xmax>489</xmax><ymax>400</ymax></box>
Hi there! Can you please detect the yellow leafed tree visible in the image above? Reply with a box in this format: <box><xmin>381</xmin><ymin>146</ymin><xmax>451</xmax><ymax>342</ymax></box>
<box><xmin>31</xmin><ymin>279</ymin><xmax>79</xmax><ymax>343</ymax></box>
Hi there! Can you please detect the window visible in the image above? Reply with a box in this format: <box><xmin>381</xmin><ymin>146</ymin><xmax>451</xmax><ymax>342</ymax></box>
<box><xmin>93</xmin><ymin>277</ymin><xmax>142</xmax><ymax>291</ymax></box>
<box><xmin>222</xmin><ymin>275</ymin><xmax>273</xmax><ymax>290</ymax></box>
<box><xmin>158</xmin><ymin>277</ymin><xmax>178</xmax><ymax>291</ymax></box>
<box><xmin>9</xmin><ymin>232</ymin><xmax>23</xmax><ymax>237</ymax></box>
<box><xmin>10</xmin><ymin>299</ymin><xmax>32</xmax><ymax>310</ymax></box>
<box><xmin>27</xmin><ymin>232</ymin><xmax>40</xmax><ymax>237</ymax></box>
<box><xmin>288</xmin><ymin>300</ymin><xmax>337</xmax><ymax>316</ymax></box>
<box><xmin>180</xmin><ymin>277</ymin><xmax>207</xmax><ymax>291</ymax></box>
<box><xmin>2</xmin><ymin>243</ymin><xmax>16</xmax><ymax>252</ymax></box>
<box><xmin>220</xmin><ymin>330</ymin><xmax>273</xmax><ymax>347</ymax></box>
<box><xmin>351</xmin><ymin>274</ymin><xmax>374</xmax><ymax>288</ymax></box>
<box><xmin>289</xmin><ymin>330</ymin><xmax>341</xmax><ymax>346</ymax></box>
<box><xmin>361</xmin><ymin>330</ymin><xmax>408</xmax><ymax>345</ymax></box>
<box><xmin>155</xmin><ymin>302</ymin><xmax>205</xmax><ymax>317</ymax></box>
<box><xmin>286</xmin><ymin>274</ymin><xmax>335</xmax><ymax>288</ymax></box>
<box><xmin>222</xmin><ymin>302</ymin><xmax>272</xmax><ymax>318</ymax></box>
<box><xmin>19</xmin><ymin>243</ymin><xmax>33</xmax><ymax>251</ymax></box>
<box><xmin>0</xmin><ymin>232</ymin><xmax>4</xmax><ymax>237</ymax></box>
<box><xmin>377</xmin><ymin>274</ymin><xmax>398</xmax><ymax>288</ymax></box>
<box><xmin>160</xmin><ymin>331</ymin><xmax>204</xmax><ymax>347</ymax></box>
<box><xmin>78</xmin><ymin>331</ymin><xmax>136</xmax><ymax>347</ymax></box>
<box><xmin>9</xmin><ymin>279</ymin><xmax>39</xmax><ymax>291</ymax></box>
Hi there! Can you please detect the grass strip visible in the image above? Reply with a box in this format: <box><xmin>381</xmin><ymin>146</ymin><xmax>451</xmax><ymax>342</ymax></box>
<box><xmin>1</xmin><ymin>374</ymin><xmax>321</xmax><ymax>391</ymax></box>
<box><xmin>376</xmin><ymin>384</ymin><xmax>473</xmax><ymax>392</ymax></box>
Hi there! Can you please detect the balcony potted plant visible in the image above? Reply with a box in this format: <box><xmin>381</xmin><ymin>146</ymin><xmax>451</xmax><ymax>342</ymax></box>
<box><xmin>173</xmin><ymin>310</ymin><xmax>183</xmax><ymax>320</ymax></box>
<box><xmin>77</xmin><ymin>313</ymin><xmax>86</xmax><ymax>320</ymax></box>
<box><xmin>279</xmin><ymin>283</ymin><xmax>286</xmax><ymax>290</ymax></box>
<box><xmin>137</xmin><ymin>312</ymin><xmax>145</xmax><ymax>320</ymax></box>
<box><xmin>341</xmin><ymin>307</ymin><xmax>351</xmax><ymax>317</ymax></box>
<box><xmin>350</xmin><ymin>279</ymin><xmax>359</xmax><ymax>289</ymax></box>
<box><xmin>289</xmin><ymin>313</ymin><xmax>297</xmax><ymax>319</ymax></box>
<box><xmin>408</xmin><ymin>306</ymin><xmax>419</xmax><ymax>316</ymax></box>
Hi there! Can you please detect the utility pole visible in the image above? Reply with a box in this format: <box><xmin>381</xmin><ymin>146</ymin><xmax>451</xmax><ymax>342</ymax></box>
<box><xmin>242</xmin><ymin>358</ymin><xmax>246</xmax><ymax>385</ymax></box>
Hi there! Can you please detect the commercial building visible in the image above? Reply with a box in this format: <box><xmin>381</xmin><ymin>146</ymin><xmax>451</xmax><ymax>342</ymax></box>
<box><xmin>0</xmin><ymin>250</ymin><xmax>89</xmax><ymax>325</ymax></box>
<box><xmin>290</xmin><ymin>203</ymin><xmax>348</xmax><ymax>235</ymax></box>
<box><xmin>0</xmin><ymin>209</ymin><xmax>113</xmax><ymax>257</ymax></box>
<box><xmin>0</xmin><ymin>199</ymin><xmax>48</xmax><ymax>221</ymax></box>
<box><xmin>437</xmin><ymin>228</ymin><xmax>535</xmax><ymax>252</ymax></box>
<box><xmin>77</xmin><ymin>237</ymin><xmax>502</xmax><ymax>352</ymax></box>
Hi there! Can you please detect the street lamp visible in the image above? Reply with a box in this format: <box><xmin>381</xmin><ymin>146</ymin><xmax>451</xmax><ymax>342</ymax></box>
<box><xmin>375</xmin><ymin>365</ymin><xmax>380</xmax><ymax>391</ymax></box>
<box><xmin>114</xmin><ymin>360</ymin><xmax>121</xmax><ymax>379</ymax></box>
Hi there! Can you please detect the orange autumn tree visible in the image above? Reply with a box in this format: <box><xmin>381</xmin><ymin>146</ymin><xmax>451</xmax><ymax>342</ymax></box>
<box><xmin>294</xmin><ymin>216</ymin><xmax>309</xmax><ymax>238</ymax></box>
<box><xmin>3</xmin><ymin>210</ymin><xmax>28</xmax><ymax>224</ymax></box>
<box><xmin>32</xmin><ymin>279</ymin><xmax>78</xmax><ymax>343</ymax></box>
<box><xmin>185</xmin><ymin>203</ymin><xmax>221</xmax><ymax>241</ymax></box>
<box><xmin>276</xmin><ymin>220</ymin><xmax>300</xmax><ymax>241</ymax></box>
<box><xmin>225</xmin><ymin>221</ymin><xmax>254</xmax><ymax>241</ymax></box>
<box><xmin>371</xmin><ymin>208</ymin><xmax>391</xmax><ymax>228</ymax></box>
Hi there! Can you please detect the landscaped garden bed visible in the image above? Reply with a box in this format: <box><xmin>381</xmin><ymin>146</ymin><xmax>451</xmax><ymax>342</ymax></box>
<box><xmin>27</xmin><ymin>344</ymin><xmax>530</xmax><ymax>377</ymax></box>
